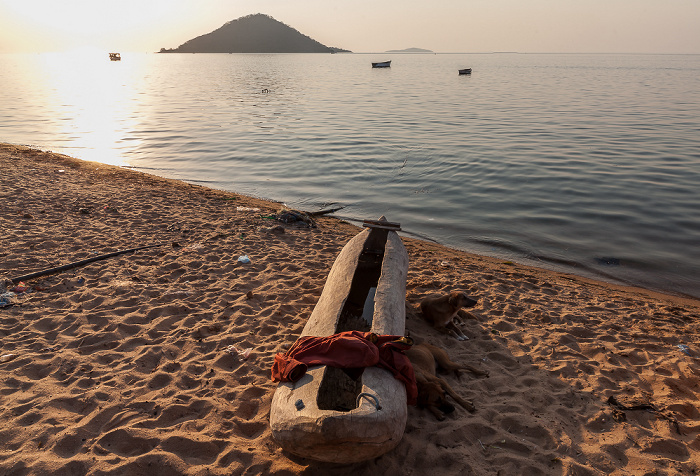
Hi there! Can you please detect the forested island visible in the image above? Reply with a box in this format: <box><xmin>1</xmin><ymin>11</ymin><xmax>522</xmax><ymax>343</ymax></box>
<box><xmin>159</xmin><ymin>14</ymin><xmax>350</xmax><ymax>54</ymax></box>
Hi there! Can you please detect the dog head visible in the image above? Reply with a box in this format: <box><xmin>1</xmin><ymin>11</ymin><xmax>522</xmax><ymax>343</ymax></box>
<box><xmin>417</xmin><ymin>381</ymin><xmax>455</xmax><ymax>418</ymax></box>
<box><xmin>448</xmin><ymin>291</ymin><xmax>478</xmax><ymax>309</ymax></box>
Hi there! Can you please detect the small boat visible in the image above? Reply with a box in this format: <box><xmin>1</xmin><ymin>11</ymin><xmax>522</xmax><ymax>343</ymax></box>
<box><xmin>459</xmin><ymin>68</ymin><xmax>472</xmax><ymax>75</ymax></box>
<box><xmin>109</xmin><ymin>53</ymin><xmax>121</xmax><ymax>61</ymax></box>
<box><xmin>372</xmin><ymin>61</ymin><xmax>391</xmax><ymax>68</ymax></box>
<box><xmin>270</xmin><ymin>217</ymin><xmax>410</xmax><ymax>463</ymax></box>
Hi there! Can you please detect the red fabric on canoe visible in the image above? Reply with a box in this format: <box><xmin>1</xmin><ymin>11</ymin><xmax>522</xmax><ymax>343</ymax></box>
<box><xmin>271</xmin><ymin>330</ymin><xmax>417</xmax><ymax>405</ymax></box>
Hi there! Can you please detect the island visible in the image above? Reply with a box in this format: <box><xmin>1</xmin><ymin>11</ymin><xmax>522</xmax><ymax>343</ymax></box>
<box><xmin>385</xmin><ymin>47</ymin><xmax>434</xmax><ymax>53</ymax></box>
<box><xmin>159</xmin><ymin>13</ymin><xmax>350</xmax><ymax>54</ymax></box>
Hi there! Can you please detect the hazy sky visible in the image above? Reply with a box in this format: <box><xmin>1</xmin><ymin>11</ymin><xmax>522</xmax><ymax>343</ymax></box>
<box><xmin>1</xmin><ymin>0</ymin><xmax>699</xmax><ymax>54</ymax></box>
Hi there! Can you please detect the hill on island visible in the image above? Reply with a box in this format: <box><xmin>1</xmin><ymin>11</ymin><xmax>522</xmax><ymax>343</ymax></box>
<box><xmin>386</xmin><ymin>47</ymin><xmax>434</xmax><ymax>53</ymax></box>
<box><xmin>159</xmin><ymin>14</ymin><xmax>350</xmax><ymax>54</ymax></box>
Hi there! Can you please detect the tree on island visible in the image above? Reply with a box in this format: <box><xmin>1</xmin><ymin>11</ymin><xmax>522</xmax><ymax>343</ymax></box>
<box><xmin>159</xmin><ymin>13</ymin><xmax>350</xmax><ymax>54</ymax></box>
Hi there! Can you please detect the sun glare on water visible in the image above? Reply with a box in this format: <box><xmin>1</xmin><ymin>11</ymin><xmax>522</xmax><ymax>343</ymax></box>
<box><xmin>31</xmin><ymin>50</ymin><xmax>149</xmax><ymax>167</ymax></box>
<box><xmin>2</xmin><ymin>0</ymin><xmax>186</xmax><ymax>166</ymax></box>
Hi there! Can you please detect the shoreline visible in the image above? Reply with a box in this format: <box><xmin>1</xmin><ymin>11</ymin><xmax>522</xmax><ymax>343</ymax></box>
<box><xmin>2</xmin><ymin>142</ymin><xmax>699</xmax><ymax>474</ymax></box>
<box><xmin>22</xmin><ymin>137</ymin><xmax>700</xmax><ymax>304</ymax></box>
<box><xmin>5</xmin><ymin>142</ymin><xmax>697</xmax><ymax>307</ymax></box>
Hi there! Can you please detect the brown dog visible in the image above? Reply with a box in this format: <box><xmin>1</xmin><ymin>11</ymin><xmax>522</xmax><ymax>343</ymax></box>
<box><xmin>420</xmin><ymin>291</ymin><xmax>478</xmax><ymax>341</ymax></box>
<box><xmin>405</xmin><ymin>342</ymin><xmax>487</xmax><ymax>420</ymax></box>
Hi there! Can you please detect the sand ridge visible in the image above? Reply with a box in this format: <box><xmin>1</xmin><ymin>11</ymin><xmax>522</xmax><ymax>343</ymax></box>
<box><xmin>1</xmin><ymin>143</ymin><xmax>699</xmax><ymax>475</ymax></box>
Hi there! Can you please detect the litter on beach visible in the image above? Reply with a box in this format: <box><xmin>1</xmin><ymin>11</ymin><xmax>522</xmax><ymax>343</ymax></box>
<box><xmin>226</xmin><ymin>344</ymin><xmax>252</xmax><ymax>359</ymax></box>
<box><xmin>11</xmin><ymin>283</ymin><xmax>29</xmax><ymax>293</ymax></box>
<box><xmin>0</xmin><ymin>354</ymin><xmax>17</xmax><ymax>363</ymax></box>
<box><xmin>677</xmin><ymin>344</ymin><xmax>691</xmax><ymax>355</ymax></box>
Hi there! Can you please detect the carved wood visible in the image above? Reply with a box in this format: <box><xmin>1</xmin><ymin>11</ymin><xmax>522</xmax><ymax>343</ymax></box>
<box><xmin>270</xmin><ymin>219</ymin><xmax>409</xmax><ymax>463</ymax></box>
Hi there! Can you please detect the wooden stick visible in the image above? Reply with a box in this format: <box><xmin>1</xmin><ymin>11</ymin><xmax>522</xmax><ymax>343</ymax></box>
<box><xmin>307</xmin><ymin>206</ymin><xmax>345</xmax><ymax>217</ymax></box>
<box><xmin>10</xmin><ymin>244</ymin><xmax>164</xmax><ymax>284</ymax></box>
<box><xmin>362</xmin><ymin>219</ymin><xmax>401</xmax><ymax>231</ymax></box>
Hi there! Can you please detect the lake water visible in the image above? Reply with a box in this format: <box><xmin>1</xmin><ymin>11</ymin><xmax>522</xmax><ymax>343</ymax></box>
<box><xmin>2</xmin><ymin>51</ymin><xmax>699</xmax><ymax>299</ymax></box>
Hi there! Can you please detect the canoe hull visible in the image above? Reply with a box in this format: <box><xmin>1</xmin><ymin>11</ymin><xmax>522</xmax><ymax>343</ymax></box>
<box><xmin>270</xmin><ymin>222</ymin><xmax>409</xmax><ymax>463</ymax></box>
<box><xmin>271</xmin><ymin>366</ymin><xmax>407</xmax><ymax>463</ymax></box>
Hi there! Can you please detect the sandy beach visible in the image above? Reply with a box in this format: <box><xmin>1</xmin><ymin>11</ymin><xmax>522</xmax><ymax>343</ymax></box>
<box><xmin>1</xmin><ymin>142</ymin><xmax>699</xmax><ymax>475</ymax></box>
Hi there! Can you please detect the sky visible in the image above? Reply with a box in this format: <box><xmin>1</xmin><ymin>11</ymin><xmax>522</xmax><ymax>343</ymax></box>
<box><xmin>1</xmin><ymin>0</ymin><xmax>699</xmax><ymax>54</ymax></box>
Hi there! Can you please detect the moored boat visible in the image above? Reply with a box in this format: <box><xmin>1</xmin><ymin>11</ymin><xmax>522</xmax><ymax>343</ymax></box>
<box><xmin>109</xmin><ymin>53</ymin><xmax>121</xmax><ymax>61</ymax></box>
<box><xmin>372</xmin><ymin>60</ymin><xmax>391</xmax><ymax>68</ymax></box>
<box><xmin>459</xmin><ymin>68</ymin><xmax>472</xmax><ymax>75</ymax></box>
<box><xmin>270</xmin><ymin>217</ymin><xmax>410</xmax><ymax>463</ymax></box>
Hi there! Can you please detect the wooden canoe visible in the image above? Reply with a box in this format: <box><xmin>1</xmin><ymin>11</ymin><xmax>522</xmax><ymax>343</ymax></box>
<box><xmin>270</xmin><ymin>217</ymin><xmax>409</xmax><ymax>463</ymax></box>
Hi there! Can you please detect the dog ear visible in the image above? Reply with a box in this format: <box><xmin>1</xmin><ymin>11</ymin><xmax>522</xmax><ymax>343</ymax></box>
<box><xmin>448</xmin><ymin>292</ymin><xmax>460</xmax><ymax>307</ymax></box>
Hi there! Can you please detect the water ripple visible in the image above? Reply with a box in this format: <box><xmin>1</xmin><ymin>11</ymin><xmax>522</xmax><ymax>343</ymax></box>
<box><xmin>2</xmin><ymin>52</ymin><xmax>699</xmax><ymax>297</ymax></box>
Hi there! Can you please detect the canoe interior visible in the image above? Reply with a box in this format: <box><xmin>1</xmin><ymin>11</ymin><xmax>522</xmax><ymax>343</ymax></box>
<box><xmin>316</xmin><ymin>225</ymin><xmax>390</xmax><ymax>412</ymax></box>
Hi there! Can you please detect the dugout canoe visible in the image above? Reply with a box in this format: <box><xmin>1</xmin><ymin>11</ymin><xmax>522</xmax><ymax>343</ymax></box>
<box><xmin>270</xmin><ymin>217</ymin><xmax>409</xmax><ymax>463</ymax></box>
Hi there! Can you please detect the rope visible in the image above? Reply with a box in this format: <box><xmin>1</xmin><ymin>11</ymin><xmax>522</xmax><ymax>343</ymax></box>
<box><xmin>356</xmin><ymin>392</ymin><xmax>382</xmax><ymax>411</ymax></box>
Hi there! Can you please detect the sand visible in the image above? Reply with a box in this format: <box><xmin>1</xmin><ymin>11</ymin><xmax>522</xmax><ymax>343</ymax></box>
<box><xmin>1</xmin><ymin>143</ymin><xmax>699</xmax><ymax>475</ymax></box>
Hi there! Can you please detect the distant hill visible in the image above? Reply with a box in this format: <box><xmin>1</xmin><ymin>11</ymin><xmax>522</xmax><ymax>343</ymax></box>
<box><xmin>159</xmin><ymin>14</ymin><xmax>350</xmax><ymax>54</ymax></box>
<box><xmin>385</xmin><ymin>47</ymin><xmax>434</xmax><ymax>53</ymax></box>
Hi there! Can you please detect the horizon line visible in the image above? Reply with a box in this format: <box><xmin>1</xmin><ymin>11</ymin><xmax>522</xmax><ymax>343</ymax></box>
<box><xmin>2</xmin><ymin>50</ymin><xmax>699</xmax><ymax>56</ymax></box>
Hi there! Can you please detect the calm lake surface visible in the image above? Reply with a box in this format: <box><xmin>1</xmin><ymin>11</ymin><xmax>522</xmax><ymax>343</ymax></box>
<box><xmin>2</xmin><ymin>52</ymin><xmax>699</xmax><ymax>298</ymax></box>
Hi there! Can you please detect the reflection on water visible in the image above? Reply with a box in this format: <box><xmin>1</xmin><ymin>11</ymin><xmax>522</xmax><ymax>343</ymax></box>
<box><xmin>1</xmin><ymin>52</ymin><xmax>700</xmax><ymax>298</ymax></box>
<box><xmin>3</xmin><ymin>50</ymin><xmax>147</xmax><ymax>166</ymax></box>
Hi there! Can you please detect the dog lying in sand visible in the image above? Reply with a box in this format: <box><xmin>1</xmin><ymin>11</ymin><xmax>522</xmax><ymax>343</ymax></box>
<box><xmin>405</xmin><ymin>342</ymin><xmax>487</xmax><ymax>420</ymax></box>
<box><xmin>420</xmin><ymin>291</ymin><xmax>478</xmax><ymax>341</ymax></box>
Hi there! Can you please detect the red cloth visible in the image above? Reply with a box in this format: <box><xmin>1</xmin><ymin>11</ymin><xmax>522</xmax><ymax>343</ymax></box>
<box><xmin>271</xmin><ymin>330</ymin><xmax>417</xmax><ymax>405</ymax></box>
